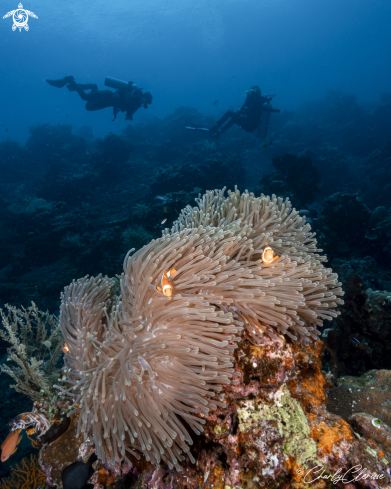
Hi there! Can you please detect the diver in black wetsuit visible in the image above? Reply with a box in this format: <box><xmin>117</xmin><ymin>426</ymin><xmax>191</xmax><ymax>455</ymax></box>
<box><xmin>209</xmin><ymin>85</ymin><xmax>268</xmax><ymax>137</ymax></box>
<box><xmin>46</xmin><ymin>76</ymin><xmax>153</xmax><ymax>121</ymax></box>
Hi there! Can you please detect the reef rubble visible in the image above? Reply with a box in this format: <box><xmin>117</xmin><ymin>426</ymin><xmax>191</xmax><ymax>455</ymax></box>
<box><xmin>36</xmin><ymin>336</ymin><xmax>391</xmax><ymax>489</ymax></box>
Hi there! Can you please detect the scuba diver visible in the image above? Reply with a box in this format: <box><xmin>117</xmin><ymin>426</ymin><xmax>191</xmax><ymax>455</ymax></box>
<box><xmin>46</xmin><ymin>76</ymin><xmax>153</xmax><ymax>121</ymax></box>
<box><xmin>186</xmin><ymin>85</ymin><xmax>279</xmax><ymax>139</ymax></box>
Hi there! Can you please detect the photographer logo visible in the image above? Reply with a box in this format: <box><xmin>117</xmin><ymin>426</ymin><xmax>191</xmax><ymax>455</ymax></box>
<box><xmin>3</xmin><ymin>3</ymin><xmax>38</xmax><ymax>32</ymax></box>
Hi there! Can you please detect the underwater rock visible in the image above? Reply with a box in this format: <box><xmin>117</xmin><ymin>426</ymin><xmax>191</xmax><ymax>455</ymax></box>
<box><xmin>259</xmin><ymin>153</ymin><xmax>320</xmax><ymax>208</ymax></box>
<box><xmin>327</xmin><ymin>370</ymin><xmax>391</xmax><ymax>426</ymax></box>
<box><xmin>40</xmin><ymin>336</ymin><xmax>391</xmax><ymax>488</ymax></box>
<box><xmin>365</xmin><ymin>208</ymin><xmax>391</xmax><ymax>252</ymax></box>
<box><xmin>320</xmin><ymin>192</ymin><xmax>371</xmax><ymax>254</ymax></box>
<box><xmin>39</xmin><ymin>413</ymin><xmax>89</xmax><ymax>488</ymax></box>
<box><xmin>324</xmin><ymin>273</ymin><xmax>391</xmax><ymax>376</ymax></box>
<box><xmin>369</xmin><ymin>206</ymin><xmax>390</xmax><ymax>229</ymax></box>
<box><xmin>129</xmin><ymin>340</ymin><xmax>390</xmax><ymax>488</ymax></box>
<box><xmin>25</xmin><ymin>123</ymin><xmax>87</xmax><ymax>162</ymax></box>
<box><xmin>149</xmin><ymin>142</ymin><xmax>245</xmax><ymax>196</ymax></box>
<box><xmin>38</xmin><ymin>415</ymin><xmax>71</xmax><ymax>445</ymax></box>
<box><xmin>97</xmin><ymin>133</ymin><xmax>131</xmax><ymax>164</ymax></box>
<box><xmin>7</xmin><ymin>196</ymin><xmax>53</xmax><ymax>215</ymax></box>
<box><xmin>0</xmin><ymin>139</ymin><xmax>32</xmax><ymax>183</ymax></box>
<box><xmin>331</xmin><ymin>257</ymin><xmax>391</xmax><ymax>294</ymax></box>
<box><xmin>359</xmin><ymin>142</ymin><xmax>391</xmax><ymax>208</ymax></box>
<box><xmin>349</xmin><ymin>413</ymin><xmax>391</xmax><ymax>455</ymax></box>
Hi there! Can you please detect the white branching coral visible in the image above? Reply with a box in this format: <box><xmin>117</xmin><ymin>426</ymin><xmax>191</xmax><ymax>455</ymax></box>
<box><xmin>57</xmin><ymin>188</ymin><xmax>343</xmax><ymax>470</ymax></box>
<box><xmin>0</xmin><ymin>302</ymin><xmax>62</xmax><ymax>401</ymax></box>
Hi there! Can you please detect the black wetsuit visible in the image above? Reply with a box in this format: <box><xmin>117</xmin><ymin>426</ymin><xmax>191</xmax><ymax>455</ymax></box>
<box><xmin>46</xmin><ymin>77</ymin><xmax>150</xmax><ymax>121</ymax></box>
<box><xmin>212</xmin><ymin>90</ymin><xmax>268</xmax><ymax>134</ymax></box>
<box><xmin>69</xmin><ymin>82</ymin><xmax>145</xmax><ymax>121</ymax></box>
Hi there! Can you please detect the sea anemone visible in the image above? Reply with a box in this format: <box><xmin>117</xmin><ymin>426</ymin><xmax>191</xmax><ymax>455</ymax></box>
<box><xmin>57</xmin><ymin>188</ymin><xmax>343</xmax><ymax>470</ymax></box>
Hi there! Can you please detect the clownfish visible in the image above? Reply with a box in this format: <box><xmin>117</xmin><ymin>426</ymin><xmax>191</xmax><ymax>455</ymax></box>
<box><xmin>157</xmin><ymin>268</ymin><xmax>177</xmax><ymax>297</ymax></box>
<box><xmin>1</xmin><ymin>429</ymin><xmax>22</xmax><ymax>462</ymax></box>
<box><xmin>261</xmin><ymin>246</ymin><xmax>279</xmax><ymax>264</ymax></box>
<box><xmin>63</xmin><ymin>343</ymin><xmax>70</xmax><ymax>354</ymax></box>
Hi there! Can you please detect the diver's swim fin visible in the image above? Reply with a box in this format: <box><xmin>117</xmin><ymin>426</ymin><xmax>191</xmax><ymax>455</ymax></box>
<box><xmin>186</xmin><ymin>126</ymin><xmax>222</xmax><ymax>139</ymax></box>
<box><xmin>185</xmin><ymin>126</ymin><xmax>211</xmax><ymax>132</ymax></box>
<box><xmin>46</xmin><ymin>76</ymin><xmax>75</xmax><ymax>88</ymax></box>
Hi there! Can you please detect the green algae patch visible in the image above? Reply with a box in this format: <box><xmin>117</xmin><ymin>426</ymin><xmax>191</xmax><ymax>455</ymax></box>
<box><xmin>214</xmin><ymin>424</ymin><xmax>228</xmax><ymax>435</ymax></box>
<box><xmin>237</xmin><ymin>384</ymin><xmax>317</xmax><ymax>466</ymax></box>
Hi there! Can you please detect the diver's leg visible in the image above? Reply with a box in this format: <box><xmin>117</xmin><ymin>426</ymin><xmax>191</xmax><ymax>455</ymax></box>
<box><xmin>85</xmin><ymin>92</ymin><xmax>118</xmax><ymax>111</ymax></box>
<box><xmin>68</xmin><ymin>83</ymin><xmax>90</xmax><ymax>101</ymax></box>
<box><xmin>215</xmin><ymin>110</ymin><xmax>235</xmax><ymax>128</ymax></box>
<box><xmin>219</xmin><ymin>118</ymin><xmax>236</xmax><ymax>133</ymax></box>
<box><xmin>85</xmin><ymin>102</ymin><xmax>104</xmax><ymax>111</ymax></box>
<box><xmin>210</xmin><ymin>110</ymin><xmax>236</xmax><ymax>135</ymax></box>
<box><xmin>67</xmin><ymin>82</ymin><xmax>98</xmax><ymax>96</ymax></box>
<box><xmin>209</xmin><ymin>110</ymin><xmax>233</xmax><ymax>135</ymax></box>
<box><xmin>75</xmin><ymin>84</ymin><xmax>99</xmax><ymax>92</ymax></box>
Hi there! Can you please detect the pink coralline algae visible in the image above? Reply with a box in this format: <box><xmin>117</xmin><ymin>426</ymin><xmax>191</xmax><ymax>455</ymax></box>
<box><xmin>38</xmin><ymin>334</ymin><xmax>391</xmax><ymax>489</ymax></box>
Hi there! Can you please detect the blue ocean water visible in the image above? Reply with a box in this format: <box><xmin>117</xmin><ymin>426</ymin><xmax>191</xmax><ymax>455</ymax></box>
<box><xmin>1</xmin><ymin>0</ymin><xmax>390</xmax><ymax>141</ymax></box>
<box><xmin>0</xmin><ymin>0</ymin><xmax>391</xmax><ymax>485</ymax></box>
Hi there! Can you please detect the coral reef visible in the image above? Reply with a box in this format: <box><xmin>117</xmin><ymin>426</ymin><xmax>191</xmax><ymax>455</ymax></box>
<box><xmin>122</xmin><ymin>225</ymin><xmax>153</xmax><ymax>251</ymax></box>
<box><xmin>39</xmin><ymin>413</ymin><xmax>90</xmax><ymax>487</ymax></box>
<box><xmin>327</xmin><ymin>370</ymin><xmax>391</xmax><ymax>426</ymax></box>
<box><xmin>323</xmin><ymin>273</ymin><xmax>391</xmax><ymax>376</ymax></box>
<box><xmin>319</xmin><ymin>192</ymin><xmax>371</xmax><ymax>254</ymax></box>
<box><xmin>66</xmin><ymin>335</ymin><xmax>390</xmax><ymax>489</ymax></box>
<box><xmin>56</xmin><ymin>188</ymin><xmax>343</xmax><ymax>471</ymax></box>
<box><xmin>1</xmin><ymin>95</ymin><xmax>391</xmax><ymax>484</ymax></box>
<box><xmin>359</xmin><ymin>141</ymin><xmax>391</xmax><ymax>208</ymax></box>
<box><xmin>149</xmin><ymin>141</ymin><xmax>245</xmax><ymax>197</ymax></box>
<box><xmin>0</xmin><ymin>302</ymin><xmax>63</xmax><ymax>401</ymax></box>
<box><xmin>349</xmin><ymin>413</ymin><xmax>391</xmax><ymax>455</ymax></box>
<box><xmin>25</xmin><ymin>123</ymin><xmax>87</xmax><ymax>162</ymax></box>
<box><xmin>1</xmin><ymin>97</ymin><xmax>390</xmax><ymax>314</ymax></box>
<box><xmin>258</xmin><ymin>154</ymin><xmax>320</xmax><ymax>208</ymax></box>
<box><xmin>0</xmin><ymin>454</ymin><xmax>46</xmax><ymax>489</ymax></box>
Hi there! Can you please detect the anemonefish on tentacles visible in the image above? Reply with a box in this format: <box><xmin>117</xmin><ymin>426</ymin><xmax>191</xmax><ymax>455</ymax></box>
<box><xmin>261</xmin><ymin>246</ymin><xmax>279</xmax><ymax>264</ymax></box>
<box><xmin>156</xmin><ymin>268</ymin><xmax>177</xmax><ymax>297</ymax></box>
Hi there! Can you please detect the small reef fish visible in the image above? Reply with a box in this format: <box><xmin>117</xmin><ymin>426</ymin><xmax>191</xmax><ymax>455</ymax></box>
<box><xmin>61</xmin><ymin>452</ymin><xmax>98</xmax><ymax>489</ymax></box>
<box><xmin>351</xmin><ymin>337</ymin><xmax>361</xmax><ymax>344</ymax></box>
<box><xmin>154</xmin><ymin>219</ymin><xmax>169</xmax><ymax>232</ymax></box>
<box><xmin>1</xmin><ymin>429</ymin><xmax>22</xmax><ymax>462</ymax></box>
<box><xmin>157</xmin><ymin>268</ymin><xmax>177</xmax><ymax>297</ymax></box>
<box><xmin>63</xmin><ymin>343</ymin><xmax>70</xmax><ymax>354</ymax></box>
<box><xmin>261</xmin><ymin>246</ymin><xmax>279</xmax><ymax>264</ymax></box>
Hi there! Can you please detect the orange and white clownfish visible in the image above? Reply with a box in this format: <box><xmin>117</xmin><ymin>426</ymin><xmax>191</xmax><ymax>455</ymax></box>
<box><xmin>156</xmin><ymin>268</ymin><xmax>177</xmax><ymax>297</ymax></box>
<box><xmin>261</xmin><ymin>246</ymin><xmax>279</xmax><ymax>264</ymax></box>
<box><xmin>62</xmin><ymin>343</ymin><xmax>70</xmax><ymax>354</ymax></box>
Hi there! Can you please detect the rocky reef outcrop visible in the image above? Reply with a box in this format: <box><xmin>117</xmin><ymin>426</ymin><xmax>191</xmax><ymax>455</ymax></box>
<box><xmin>35</xmin><ymin>337</ymin><xmax>391</xmax><ymax>489</ymax></box>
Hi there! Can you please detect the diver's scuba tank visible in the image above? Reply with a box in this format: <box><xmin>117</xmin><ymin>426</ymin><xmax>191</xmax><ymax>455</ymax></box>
<box><xmin>104</xmin><ymin>77</ymin><xmax>132</xmax><ymax>92</ymax></box>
